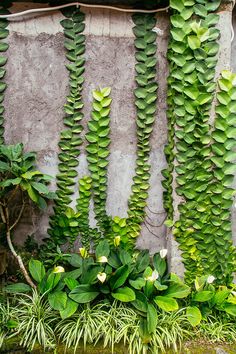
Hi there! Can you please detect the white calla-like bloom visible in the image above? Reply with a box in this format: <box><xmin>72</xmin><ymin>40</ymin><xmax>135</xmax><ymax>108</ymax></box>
<box><xmin>53</xmin><ymin>266</ymin><xmax>65</xmax><ymax>273</ymax></box>
<box><xmin>207</xmin><ymin>275</ymin><xmax>215</xmax><ymax>284</ymax></box>
<box><xmin>146</xmin><ymin>270</ymin><xmax>159</xmax><ymax>282</ymax></box>
<box><xmin>98</xmin><ymin>256</ymin><xmax>108</xmax><ymax>263</ymax></box>
<box><xmin>97</xmin><ymin>272</ymin><xmax>107</xmax><ymax>283</ymax></box>
<box><xmin>160</xmin><ymin>249</ymin><xmax>168</xmax><ymax>258</ymax></box>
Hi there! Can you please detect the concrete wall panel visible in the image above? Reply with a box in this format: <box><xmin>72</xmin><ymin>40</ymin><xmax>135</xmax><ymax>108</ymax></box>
<box><xmin>4</xmin><ymin>3</ymin><xmax>169</xmax><ymax>252</ymax></box>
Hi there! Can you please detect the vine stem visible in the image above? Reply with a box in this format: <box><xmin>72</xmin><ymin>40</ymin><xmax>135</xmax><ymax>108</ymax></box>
<box><xmin>143</xmin><ymin>222</ymin><xmax>160</xmax><ymax>238</ymax></box>
<box><xmin>145</xmin><ymin>216</ymin><xmax>166</xmax><ymax>228</ymax></box>
<box><xmin>146</xmin><ymin>205</ymin><xmax>166</xmax><ymax>215</ymax></box>
<box><xmin>4</xmin><ymin>202</ymin><xmax>36</xmax><ymax>289</ymax></box>
<box><xmin>9</xmin><ymin>198</ymin><xmax>25</xmax><ymax>231</ymax></box>
<box><xmin>7</xmin><ymin>185</ymin><xmax>20</xmax><ymax>205</ymax></box>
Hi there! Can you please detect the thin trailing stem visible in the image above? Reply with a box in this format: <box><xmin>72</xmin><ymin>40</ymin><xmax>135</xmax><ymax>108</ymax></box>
<box><xmin>4</xmin><ymin>197</ymin><xmax>35</xmax><ymax>289</ymax></box>
<box><xmin>7</xmin><ymin>184</ymin><xmax>20</xmax><ymax>204</ymax></box>
<box><xmin>9</xmin><ymin>197</ymin><xmax>25</xmax><ymax>231</ymax></box>
<box><xmin>0</xmin><ymin>205</ymin><xmax>6</xmax><ymax>223</ymax></box>
<box><xmin>146</xmin><ymin>205</ymin><xmax>166</xmax><ymax>215</ymax></box>
<box><xmin>146</xmin><ymin>213</ymin><xmax>167</xmax><ymax>227</ymax></box>
<box><xmin>143</xmin><ymin>222</ymin><xmax>160</xmax><ymax>238</ymax></box>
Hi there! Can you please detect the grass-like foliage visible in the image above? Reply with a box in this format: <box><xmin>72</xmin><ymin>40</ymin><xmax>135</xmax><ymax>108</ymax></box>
<box><xmin>152</xmin><ymin>310</ymin><xmax>190</xmax><ymax>352</ymax></box>
<box><xmin>196</xmin><ymin>315</ymin><xmax>236</xmax><ymax>344</ymax></box>
<box><xmin>13</xmin><ymin>290</ymin><xmax>57</xmax><ymax>351</ymax></box>
<box><xmin>56</xmin><ymin>302</ymin><xmax>108</xmax><ymax>351</ymax></box>
<box><xmin>1</xmin><ymin>294</ymin><xmax>236</xmax><ymax>353</ymax></box>
<box><xmin>0</xmin><ymin>299</ymin><xmax>18</xmax><ymax>348</ymax></box>
<box><xmin>56</xmin><ymin>301</ymin><xmax>190</xmax><ymax>354</ymax></box>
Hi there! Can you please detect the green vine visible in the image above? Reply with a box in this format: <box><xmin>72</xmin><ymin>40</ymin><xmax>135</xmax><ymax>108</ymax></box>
<box><xmin>48</xmin><ymin>7</ymin><xmax>86</xmax><ymax>247</ymax></box>
<box><xmin>76</xmin><ymin>176</ymin><xmax>93</xmax><ymax>250</ymax></box>
<box><xmin>85</xmin><ymin>88</ymin><xmax>112</xmax><ymax>235</ymax></box>
<box><xmin>125</xmin><ymin>13</ymin><xmax>158</xmax><ymax>249</ymax></box>
<box><xmin>208</xmin><ymin>71</ymin><xmax>236</xmax><ymax>283</ymax></box>
<box><xmin>0</xmin><ymin>4</ymin><xmax>10</xmax><ymax>145</ymax></box>
<box><xmin>82</xmin><ymin>14</ymin><xmax>159</xmax><ymax>250</ymax></box>
<box><xmin>165</xmin><ymin>0</ymin><xmax>235</xmax><ymax>285</ymax></box>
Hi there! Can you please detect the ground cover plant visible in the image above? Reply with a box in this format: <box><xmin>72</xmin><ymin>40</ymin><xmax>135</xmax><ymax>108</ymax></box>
<box><xmin>1</xmin><ymin>244</ymin><xmax>236</xmax><ymax>352</ymax></box>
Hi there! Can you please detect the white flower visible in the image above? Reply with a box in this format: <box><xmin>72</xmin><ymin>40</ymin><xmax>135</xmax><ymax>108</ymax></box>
<box><xmin>207</xmin><ymin>275</ymin><xmax>215</xmax><ymax>284</ymax></box>
<box><xmin>53</xmin><ymin>266</ymin><xmax>65</xmax><ymax>273</ymax></box>
<box><xmin>97</xmin><ymin>272</ymin><xmax>106</xmax><ymax>283</ymax></box>
<box><xmin>146</xmin><ymin>270</ymin><xmax>159</xmax><ymax>282</ymax></box>
<box><xmin>79</xmin><ymin>248</ymin><xmax>88</xmax><ymax>258</ymax></box>
<box><xmin>114</xmin><ymin>236</ymin><xmax>121</xmax><ymax>247</ymax></box>
<box><xmin>231</xmin><ymin>291</ymin><xmax>236</xmax><ymax>297</ymax></box>
<box><xmin>97</xmin><ymin>256</ymin><xmax>108</xmax><ymax>263</ymax></box>
<box><xmin>160</xmin><ymin>249</ymin><xmax>168</xmax><ymax>259</ymax></box>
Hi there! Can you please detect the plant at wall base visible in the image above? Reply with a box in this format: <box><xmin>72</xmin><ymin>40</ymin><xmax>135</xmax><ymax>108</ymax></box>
<box><xmin>125</xmin><ymin>13</ymin><xmax>158</xmax><ymax>249</ymax></box>
<box><xmin>4</xmin><ymin>249</ymin><xmax>236</xmax><ymax>352</ymax></box>
<box><xmin>0</xmin><ymin>299</ymin><xmax>18</xmax><ymax>348</ymax></box>
<box><xmin>185</xmin><ymin>275</ymin><xmax>236</xmax><ymax>327</ymax></box>
<box><xmin>0</xmin><ymin>3</ymin><xmax>10</xmax><ymax>145</ymax></box>
<box><xmin>6</xmin><ymin>290</ymin><xmax>57</xmax><ymax>351</ymax></box>
<box><xmin>0</xmin><ymin>143</ymin><xmax>54</xmax><ymax>287</ymax></box>
<box><xmin>196</xmin><ymin>313</ymin><xmax>236</xmax><ymax>343</ymax></box>
<box><xmin>163</xmin><ymin>0</ymin><xmax>235</xmax><ymax>285</ymax></box>
<box><xmin>47</xmin><ymin>7</ymin><xmax>86</xmax><ymax>247</ymax></box>
<box><xmin>0</xmin><ymin>296</ymin><xmax>192</xmax><ymax>354</ymax></box>
<box><xmin>6</xmin><ymin>241</ymin><xmax>191</xmax><ymax>343</ymax></box>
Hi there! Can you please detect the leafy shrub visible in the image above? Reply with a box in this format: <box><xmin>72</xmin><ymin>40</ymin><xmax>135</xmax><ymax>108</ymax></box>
<box><xmin>186</xmin><ymin>275</ymin><xmax>236</xmax><ymax>326</ymax></box>
<box><xmin>4</xmin><ymin>241</ymin><xmax>236</xmax><ymax>352</ymax></box>
<box><xmin>0</xmin><ymin>143</ymin><xmax>54</xmax><ymax>287</ymax></box>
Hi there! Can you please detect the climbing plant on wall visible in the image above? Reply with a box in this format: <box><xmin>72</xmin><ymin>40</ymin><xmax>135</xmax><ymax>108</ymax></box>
<box><xmin>125</xmin><ymin>13</ymin><xmax>158</xmax><ymax>249</ymax></box>
<box><xmin>0</xmin><ymin>4</ymin><xmax>10</xmax><ymax>145</ymax></box>
<box><xmin>47</xmin><ymin>6</ymin><xmax>86</xmax><ymax>247</ymax></box>
<box><xmin>46</xmin><ymin>12</ymin><xmax>159</xmax><ymax>252</ymax></box>
<box><xmin>209</xmin><ymin>71</ymin><xmax>236</xmax><ymax>282</ymax></box>
<box><xmin>46</xmin><ymin>2</ymin><xmax>235</xmax><ymax>285</ymax></box>
<box><xmin>85</xmin><ymin>88</ymin><xmax>112</xmax><ymax>235</ymax></box>
<box><xmin>163</xmin><ymin>0</ymin><xmax>235</xmax><ymax>285</ymax></box>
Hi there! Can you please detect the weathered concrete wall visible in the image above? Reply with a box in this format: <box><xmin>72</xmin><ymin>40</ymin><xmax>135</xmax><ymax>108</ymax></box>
<box><xmin>4</xmin><ymin>3</ymin><xmax>169</xmax><ymax>253</ymax></box>
<box><xmin>2</xmin><ymin>2</ymin><xmax>235</xmax><ymax>262</ymax></box>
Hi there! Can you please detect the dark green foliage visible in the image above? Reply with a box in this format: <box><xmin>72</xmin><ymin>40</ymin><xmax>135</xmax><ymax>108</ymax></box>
<box><xmin>47</xmin><ymin>12</ymin><xmax>159</xmax><ymax>251</ymax></box>
<box><xmin>126</xmin><ymin>13</ymin><xmax>158</xmax><ymax>248</ymax></box>
<box><xmin>85</xmin><ymin>88</ymin><xmax>112</xmax><ymax>236</ymax></box>
<box><xmin>6</xmin><ymin>242</ymin><xmax>192</xmax><ymax>338</ymax></box>
<box><xmin>186</xmin><ymin>274</ymin><xmax>236</xmax><ymax>326</ymax></box>
<box><xmin>47</xmin><ymin>8</ymin><xmax>86</xmax><ymax>247</ymax></box>
<box><xmin>76</xmin><ymin>176</ymin><xmax>102</xmax><ymax>249</ymax></box>
<box><xmin>0</xmin><ymin>143</ymin><xmax>54</xmax><ymax>286</ymax></box>
<box><xmin>0</xmin><ymin>143</ymin><xmax>54</xmax><ymax>208</ymax></box>
<box><xmin>6</xmin><ymin>244</ymin><xmax>236</xmax><ymax>346</ymax></box>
